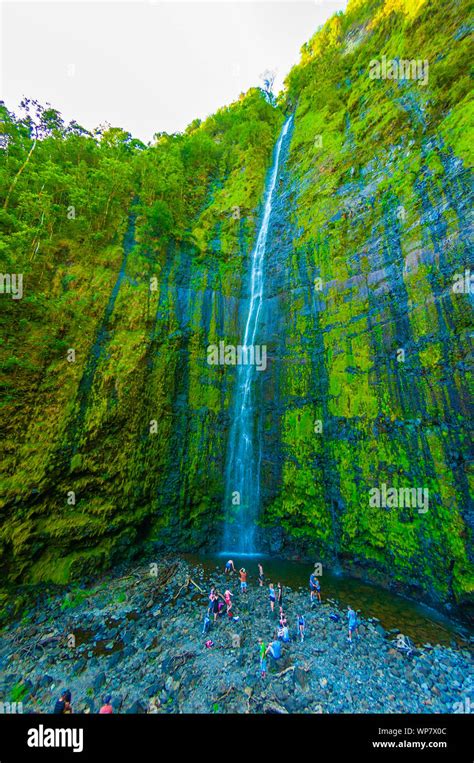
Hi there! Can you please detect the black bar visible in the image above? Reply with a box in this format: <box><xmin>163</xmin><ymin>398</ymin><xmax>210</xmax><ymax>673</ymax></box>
<box><xmin>0</xmin><ymin>712</ymin><xmax>471</xmax><ymax>761</ymax></box>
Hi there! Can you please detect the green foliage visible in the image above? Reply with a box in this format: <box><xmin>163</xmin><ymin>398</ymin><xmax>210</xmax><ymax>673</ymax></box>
<box><xmin>9</xmin><ymin>682</ymin><xmax>29</xmax><ymax>703</ymax></box>
<box><xmin>60</xmin><ymin>588</ymin><xmax>88</xmax><ymax>610</ymax></box>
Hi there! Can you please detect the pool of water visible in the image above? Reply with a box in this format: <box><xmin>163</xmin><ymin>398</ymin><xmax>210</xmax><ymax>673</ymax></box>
<box><xmin>183</xmin><ymin>553</ymin><xmax>473</xmax><ymax>648</ymax></box>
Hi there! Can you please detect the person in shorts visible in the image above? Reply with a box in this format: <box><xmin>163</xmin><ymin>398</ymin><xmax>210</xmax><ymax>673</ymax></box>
<box><xmin>239</xmin><ymin>568</ymin><xmax>248</xmax><ymax>593</ymax></box>
<box><xmin>269</xmin><ymin>583</ymin><xmax>276</xmax><ymax>612</ymax></box>
<box><xmin>347</xmin><ymin>605</ymin><xmax>359</xmax><ymax>642</ymax></box>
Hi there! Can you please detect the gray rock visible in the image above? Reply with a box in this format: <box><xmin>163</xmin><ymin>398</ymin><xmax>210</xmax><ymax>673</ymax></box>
<box><xmin>146</xmin><ymin>681</ymin><xmax>163</xmax><ymax>697</ymax></box>
<box><xmin>111</xmin><ymin>695</ymin><xmax>123</xmax><ymax>711</ymax></box>
<box><xmin>107</xmin><ymin>652</ymin><xmax>123</xmax><ymax>669</ymax></box>
<box><xmin>73</xmin><ymin>659</ymin><xmax>87</xmax><ymax>675</ymax></box>
<box><xmin>294</xmin><ymin>667</ymin><xmax>309</xmax><ymax>691</ymax></box>
<box><xmin>92</xmin><ymin>672</ymin><xmax>106</xmax><ymax>692</ymax></box>
<box><xmin>264</xmin><ymin>701</ymin><xmax>288</xmax><ymax>714</ymax></box>
<box><xmin>126</xmin><ymin>700</ymin><xmax>147</xmax><ymax>714</ymax></box>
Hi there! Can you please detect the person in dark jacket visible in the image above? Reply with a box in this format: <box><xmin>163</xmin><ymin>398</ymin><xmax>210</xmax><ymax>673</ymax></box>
<box><xmin>54</xmin><ymin>689</ymin><xmax>72</xmax><ymax>714</ymax></box>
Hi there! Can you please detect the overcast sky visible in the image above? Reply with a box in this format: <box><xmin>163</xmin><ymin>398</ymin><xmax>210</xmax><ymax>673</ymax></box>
<box><xmin>1</xmin><ymin>0</ymin><xmax>346</xmax><ymax>142</ymax></box>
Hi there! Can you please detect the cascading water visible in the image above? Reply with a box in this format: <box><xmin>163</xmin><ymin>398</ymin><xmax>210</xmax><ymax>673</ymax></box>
<box><xmin>222</xmin><ymin>116</ymin><xmax>292</xmax><ymax>554</ymax></box>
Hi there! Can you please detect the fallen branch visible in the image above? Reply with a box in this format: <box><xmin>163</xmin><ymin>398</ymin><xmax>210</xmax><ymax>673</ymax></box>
<box><xmin>188</xmin><ymin>577</ymin><xmax>204</xmax><ymax>594</ymax></box>
<box><xmin>215</xmin><ymin>685</ymin><xmax>234</xmax><ymax>703</ymax></box>
<box><xmin>173</xmin><ymin>577</ymin><xmax>190</xmax><ymax>601</ymax></box>
<box><xmin>272</xmin><ymin>665</ymin><xmax>296</xmax><ymax>678</ymax></box>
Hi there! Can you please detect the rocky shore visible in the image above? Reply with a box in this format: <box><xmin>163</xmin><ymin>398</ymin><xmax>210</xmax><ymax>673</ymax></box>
<box><xmin>0</xmin><ymin>557</ymin><xmax>472</xmax><ymax>714</ymax></box>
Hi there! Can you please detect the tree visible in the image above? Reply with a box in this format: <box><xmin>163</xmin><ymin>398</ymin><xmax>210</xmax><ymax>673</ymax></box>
<box><xmin>259</xmin><ymin>69</ymin><xmax>276</xmax><ymax>97</ymax></box>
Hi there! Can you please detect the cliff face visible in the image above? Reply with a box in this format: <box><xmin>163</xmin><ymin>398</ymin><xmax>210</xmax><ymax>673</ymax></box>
<box><xmin>1</xmin><ymin>0</ymin><xmax>472</xmax><ymax>609</ymax></box>
<box><xmin>0</xmin><ymin>92</ymin><xmax>282</xmax><ymax>587</ymax></box>
<box><xmin>258</xmin><ymin>0</ymin><xmax>473</xmax><ymax>607</ymax></box>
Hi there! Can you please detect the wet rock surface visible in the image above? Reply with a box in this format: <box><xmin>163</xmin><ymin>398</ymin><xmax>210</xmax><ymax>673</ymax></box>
<box><xmin>0</xmin><ymin>557</ymin><xmax>472</xmax><ymax>714</ymax></box>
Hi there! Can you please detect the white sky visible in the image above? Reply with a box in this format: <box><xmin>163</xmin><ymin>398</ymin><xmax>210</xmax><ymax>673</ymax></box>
<box><xmin>1</xmin><ymin>0</ymin><xmax>346</xmax><ymax>142</ymax></box>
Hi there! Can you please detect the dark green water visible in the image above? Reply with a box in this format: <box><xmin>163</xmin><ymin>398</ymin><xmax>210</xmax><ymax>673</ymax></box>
<box><xmin>183</xmin><ymin>553</ymin><xmax>472</xmax><ymax>648</ymax></box>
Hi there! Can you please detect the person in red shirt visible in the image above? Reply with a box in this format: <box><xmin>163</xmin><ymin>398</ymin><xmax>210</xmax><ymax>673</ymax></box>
<box><xmin>239</xmin><ymin>568</ymin><xmax>248</xmax><ymax>594</ymax></box>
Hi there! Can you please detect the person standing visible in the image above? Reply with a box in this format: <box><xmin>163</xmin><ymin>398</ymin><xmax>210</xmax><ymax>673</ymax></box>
<box><xmin>309</xmin><ymin>570</ymin><xmax>321</xmax><ymax>604</ymax></box>
<box><xmin>258</xmin><ymin>562</ymin><xmax>264</xmax><ymax>587</ymax></box>
<box><xmin>224</xmin><ymin>589</ymin><xmax>233</xmax><ymax>614</ymax></box>
<box><xmin>347</xmin><ymin>606</ymin><xmax>359</xmax><ymax>642</ymax></box>
<box><xmin>202</xmin><ymin>609</ymin><xmax>211</xmax><ymax>634</ymax></box>
<box><xmin>208</xmin><ymin>586</ymin><xmax>216</xmax><ymax>616</ymax></box>
<box><xmin>258</xmin><ymin>638</ymin><xmax>267</xmax><ymax>678</ymax></box>
<box><xmin>277</xmin><ymin>581</ymin><xmax>283</xmax><ymax>610</ymax></box>
<box><xmin>212</xmin><ymin>590</ymin><xmax>222</xmax><ymax>623</ymax></box>
<box><xmin>269</xmin><ymin>583</ymin><xmax>276</xmax><ymax>613</ymax></box>
<box><xmin>297</xmin><ymin>614</ymin><xmax>305</xmax><ymax>642</ymax></box>
<box><xmin>314</xmin><ymin>576</ymin><xmax>322</xmax><ymax>603</ymax></box>
<box><xmin>239</xmin><ymin>568</ymin><xmax>248</xmax><ymax>594</ymax></box>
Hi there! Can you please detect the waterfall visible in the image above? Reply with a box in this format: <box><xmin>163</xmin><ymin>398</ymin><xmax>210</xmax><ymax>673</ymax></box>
<box><xmin>222</xmin><ymin>116</ymin><xmax>292</xmax><ymax>553</ymax></box>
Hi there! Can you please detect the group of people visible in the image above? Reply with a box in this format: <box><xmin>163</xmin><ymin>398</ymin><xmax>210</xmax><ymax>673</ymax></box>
<box><xmin>206</xmin><ymin>585</ymin><xmax>240</xmax><ymax>627</ymax></box>
<box><xmin>220</xmin><ymin>560</ymin><xmax>360</xmax><ymax>677</ymax></box>
<box><xmin>53</xmin><ymin>562</ymin><xmax>360</xmax><ymax>712</ymax></box>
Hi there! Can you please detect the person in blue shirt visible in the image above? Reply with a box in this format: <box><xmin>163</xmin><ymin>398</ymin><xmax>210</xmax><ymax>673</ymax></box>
<box><xmin>309</xmin><ymin>571</ymin><xmax>321</xmax><ymax>604</ymax></box>
<box><xmin>347</xmin><ymin>605</ymin><xmax>359</xmax><ymax>642</ymax></box>
<box><xmin>297</xmin><ymin>614</ymin><xmax>305</xmax><ymax>642</ymax></box>
<box><xmin>266</xmin><ymin>638</ymin><xmax>282</xmax><ymax>660</ymax></box>
<box><xmin>269</xmin><ymin>583</ymin><xmax>276</xmax><ymax>612</ymax></box>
